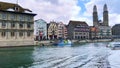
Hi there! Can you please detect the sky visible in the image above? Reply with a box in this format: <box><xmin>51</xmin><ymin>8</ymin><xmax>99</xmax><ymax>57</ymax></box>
<box><xmin>0</xmin><ymin>0</ymin><xmax>120</xmax><ymax>26</ymax></box>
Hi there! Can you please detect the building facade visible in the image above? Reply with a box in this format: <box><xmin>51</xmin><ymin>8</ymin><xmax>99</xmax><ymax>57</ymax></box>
<box><xmin>97</xmin><ymin>26</ymin><xmax>111</xmax><ymax>39</ymax></box>
<box><xmin>93</xmin><ymin>4</ymin><xmax>109</xmax><ymax>26</ymax></box>
<box><xmin>93</xmin><ymin>5</ymin><xmax>99</xmax><ymax>26</ymax></box>
<box><xmin>92</xmin><ymin>4</ymin><xmax>112</xmax><ymax>39</ymax></box>
<box><xmin>68</xmin><ymin>20</ymin><xmax>89</xmax><ymax>40</ymax></box>
<box><xmin>47</xmin><ymin>21</ymin><xmax>58</xmax><ymax>40</ymax></box>
<box><xmin>112</xmin><ymin>24</ymin><xmax>120</xmax><ymax>38</ymax></box>
<box><xmin>57</xmin><ymin>22</ymin><xmax>68</xmax><ymax>39</ymax></box>
<box><xmin>0</xmin><ymin>2</ymin><xmax>36</xmax><ymax>46</ymax></box>
<box><xmin>34</xmin><ymin>19</ymin><xmax>47</xmax><ymax>40</ymax></box>
<box><xmin>90</xmin><ymin>26</ymin><xmax>98</xmax><ymax>39</ymax></box>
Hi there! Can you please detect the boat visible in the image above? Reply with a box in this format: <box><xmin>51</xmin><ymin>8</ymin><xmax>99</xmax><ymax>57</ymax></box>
<box><xmin>57</xmin><ymin>39</ymin><xmax>72</xmax><ymax>46</ymax></box>
<box><xmin>107</xmin><ymin>42</ymin><xmax>120</xmax><ymax>50</ymax></box>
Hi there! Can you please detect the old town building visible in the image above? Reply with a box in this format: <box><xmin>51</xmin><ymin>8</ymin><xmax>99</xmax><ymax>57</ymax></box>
<box><xmin>112</xmin><ymin>24</ymin><xmax>120</xmax><ymax>38</ymax></box>
<box><xmin>89</xmin><ymin>26</ymin><xmax>97</xmax><ymax>39</ymax></box>
<box><xmin>92</xmin><ymin>4</ymin><xmax>112</xmax><ymax>39</ymax></box>
<box><xmin>97</xmin><ymin>26</ymin><xmax>111</xmax><ymax>39</ymax></box>
<box><xmin>47</xmin><ymin>21</ymin><xmax>58</xmax><ymax>40</ymax></box>
<box><xmin>57</xmin><ymin>22</ymin><xmax>68</xmax><ymax>39</ymax></box>
<box><xmin>34</xmin><ymin>19</ymin><xmax>47</xmax><ymax>40</ymax></box>
<box><xmin>68</xmin><ymin>20</ymin><xmax>89</xmax><ymax>40</ymax></box>
<box><xmin>0</xmin><ymin>2</ymin><xmax>36</xmax><ymax>46</ymax></box>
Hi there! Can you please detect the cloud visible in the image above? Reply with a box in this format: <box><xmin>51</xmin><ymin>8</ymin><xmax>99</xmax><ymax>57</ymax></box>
<box><xmin>84</xmin><ymin>0</ymin><xmax>120</xmax><ymax>26</ymax></box>
<box><xmin>109</xmin><ymin>13</ymin><xmax>120</xmax><ymax>26</ymax></box>
<box><xmin>0</xmin><ymin>0</ymin><xmax>119</xmax><ymax>26</ymax></box>
<box><xmin>0</xmin><ymin>0</ymin><xmax>81</xmax><ymax>24</ymax></box>
<box><xmin>19</xmin><ymin>0</ymin><xmax>81</xmax><ymax>24</ymax></box>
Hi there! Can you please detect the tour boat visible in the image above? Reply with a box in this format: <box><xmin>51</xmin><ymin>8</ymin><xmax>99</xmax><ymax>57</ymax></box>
<box><xmin>57</xmin><ymin>39</ymin><xmax>72</xmax><ymax>46</ymax></box>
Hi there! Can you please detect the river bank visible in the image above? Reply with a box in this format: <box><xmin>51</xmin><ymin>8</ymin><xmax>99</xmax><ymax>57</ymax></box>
<box><xmin>35</xmin><ymin>39</ymin><xmax>112</xmax><ymax>46</ymax></box>
<box><xmin>0</xmin><ymin>39</ymin><xmax>113</xmax><ymax>48</ymax></box>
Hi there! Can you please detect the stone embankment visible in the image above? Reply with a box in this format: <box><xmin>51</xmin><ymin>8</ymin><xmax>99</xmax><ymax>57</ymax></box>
<box><xmin>34</xmin><ymin>39</ymin><xmax>112</xmax><ymax>46</ymax></box>
<box><xmin>0</xmin><ymin>40</ymin><xmax>34</xmax><ymax>47</ymax></box>
<box><xmin>0</xmin><ymin>39</ymin><xmax>116</xmax><ymax>47</ymax></box>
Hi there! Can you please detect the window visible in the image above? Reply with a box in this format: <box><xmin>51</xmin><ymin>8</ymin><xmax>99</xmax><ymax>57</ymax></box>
<box><xmin>15</xmin><ymin>7</ymin><xmax>19</xmax><ymax>11</ymax></box>
<box><xmin>2</xmin><ymin>13</ymin><xmax>7</xmax><ymax>19</ymax></box>
<box><xmin>75</xmin><ymin>32</ymin><xmax>78</xmax><ymax>35</ymax></box>
<box><xmin>11</xmin><ymin>32</ymin><xmax>15</xmax><ymax>37</ymax></box>
<box><xmin>100</xmin><ymin>30</ymin><xmax>103</xmax><ymax>32</ymax></box>
<box><xmin>27</xmin><ymin>32</ymin><xmax>31</xmax><ymax>37</ymax></box>
<box><xmin>27</xmin><ymin>23</ymin><xmax>31</xmax><ymax>28</ymax></box>
<box><xmin>0</xmin><ymin>13</ymin><xmax>2</xmax><ymax>19</ymax></box>
<box><xmin>10</xmin><ymin>14</ymin><xmax>15</xmax><ymax>20</ymax></box>
<box><xmin>27</xmin><ymin>16</ymin><xmax>32</xmax><ymax>22</ymax></box>
<box><xmin>2</xmin><ymin>22</ymin><xmax>6</xmax><ymax>28</ymax></box>
<box><xmin>19</xmin><ymin>23</ymin><xmax>23</xmax><ymax>28</ymax></box>
<box><xmin>19</xmin><ymin>32</ymin><xmax>23</xmax><ymax>37</ymax></box>
<box><xmin>19</xmin><ymin>15</ymin><xmax>25</xmax><ymax>21</ymax></box>
<box><xmin>1</xmin><ymin>32</ymin><xmax>6</xmax><ymax>37</ymax></box>
<box><xmin>11</xmin><ymin>23</ymin><xmax>15</xmax><ymax>28</ymax></box>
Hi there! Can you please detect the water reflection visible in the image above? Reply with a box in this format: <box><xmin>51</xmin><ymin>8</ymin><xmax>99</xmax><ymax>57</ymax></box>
<box><xmin>0</xmin><ymin>42</ymin><xmax>110</xmax><ymax>68</ymax></box>
<box><xmin>0</xmin><ymin>47</ymin><xmax>34</xmax><ymax>68</ymax></box>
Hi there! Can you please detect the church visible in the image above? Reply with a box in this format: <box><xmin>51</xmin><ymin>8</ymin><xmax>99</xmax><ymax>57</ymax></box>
<box><xmin>90</xmin><ymin>4</ymin><xmax>112</xmax><ymax>39</ymax></box>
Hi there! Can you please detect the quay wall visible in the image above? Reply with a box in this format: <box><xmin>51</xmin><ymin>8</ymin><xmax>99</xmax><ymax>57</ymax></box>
<box><xmin>34</xmin><ymin>39</ymin><xmax>112</xmax><ymax>46</ymax></box>
<box><xmin>0</xmin><ymin>39</ymin><xmax>114</xmax><ymax>47</ymax></box>
<box><xmin>0</xmin><ymin>40</ymin><xmax>34</xmax><ymax>47</ymax></box>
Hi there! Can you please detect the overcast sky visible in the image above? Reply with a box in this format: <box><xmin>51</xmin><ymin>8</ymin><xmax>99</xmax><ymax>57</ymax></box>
<box><xmin>0</xmin><ymin>0</ymin><xmax>120</xmax><ymax>26</ymax></box>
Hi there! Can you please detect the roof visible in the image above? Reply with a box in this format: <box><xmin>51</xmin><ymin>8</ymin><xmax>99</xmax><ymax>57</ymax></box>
<box><xmin>35</xmin><ymin>19</ymin><xmax>47</xmax><ymax>23</ymax></box>
<box><xmin>68</xmin><ymin>20</ymin><xmax>88</xmax><ymax>26</ymax></box>
<box><xmin>112</xmin><ymin>24</ymin><xmax>120</xmax><ymax>30</ymax></box>
<box><xmin>0</xmin><ymin>1</ymin><xmax>32</xmax><ymax>13</ymax></box>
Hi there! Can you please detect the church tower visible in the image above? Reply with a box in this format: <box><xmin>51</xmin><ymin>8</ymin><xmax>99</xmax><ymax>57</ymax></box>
<box><xmin>103</xmin><ymin>4</ymin><xmax>109</xmax><ymax>26</ymax></box>
<box><xmin>93</xmin><ymin>5</ymin><xmax>98</xmax><ymax>26</ymax></box>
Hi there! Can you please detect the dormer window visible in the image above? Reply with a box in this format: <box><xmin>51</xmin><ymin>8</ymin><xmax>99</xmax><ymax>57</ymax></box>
<box><xmin>15</xmin><ymin>6</ymin><xmax>19</xmax><ymax>11</ymax></box>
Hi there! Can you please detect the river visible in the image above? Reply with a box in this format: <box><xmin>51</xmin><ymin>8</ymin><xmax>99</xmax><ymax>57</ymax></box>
<box><xmin>0</xmin><ymin>42</ymin><xmax>114</xmax><ymax>68</ymax></box>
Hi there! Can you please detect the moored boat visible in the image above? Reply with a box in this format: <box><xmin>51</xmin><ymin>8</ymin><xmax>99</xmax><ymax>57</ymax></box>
<box><xmin>57</xmin><ymin>39</ymin><xmax>72</xmax><ymax>46</ymax></box>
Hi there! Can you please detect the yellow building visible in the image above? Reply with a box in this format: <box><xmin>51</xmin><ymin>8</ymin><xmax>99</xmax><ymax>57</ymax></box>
<box><xmin>47</xmin><ymin>21</ymin><xmax>58</xmax><ymax>40</ymax></box>
<box><xmin>0</xmin><ymin>2</ymin><xmax>36</xmax><ymax>46</ymax></box>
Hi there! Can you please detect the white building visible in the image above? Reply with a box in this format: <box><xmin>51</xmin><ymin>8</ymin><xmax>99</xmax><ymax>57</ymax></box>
<box><xmin>34</xmin><ymin>19</ymin><xmax>47</xmax><ymax>40</ymax></box>
<box><xmin>0</xmin><ymin>2</ymin><xmax>36</xmax><ymax>46</ymax></box>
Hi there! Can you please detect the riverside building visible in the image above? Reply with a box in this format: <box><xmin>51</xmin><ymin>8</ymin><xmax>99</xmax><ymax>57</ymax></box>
<box><xmin>68</xmin><ymin>20</ymin><xmax>89</xmax><ymax>40</ymax></box>
<box><xmin>57</xmin><ymin>22</ymin><xmax>68</xmax><ymax>39</ymax></box>
<box><xmin>34</xmin><ymin>19</ymin><xmax>47</xmax><ymax>40</ymax></box>
<box><xmin>47</xmin><ymin>21</ymin><xmax>58</xmax><ymax>40</ymax></box>
<box><xmin>112</xmin><ymin>24</ymin><xmax>120</xmax><ymax>39</ymax></box>
<box><xmin>0</xmin><ymin>2</ymin><xmax>36</xmax><ymax>46</ymax></box>
<box><xmin>92</xmin><ymin>4</ymin><xmax>112</xmax><ymax>39</ymax></box>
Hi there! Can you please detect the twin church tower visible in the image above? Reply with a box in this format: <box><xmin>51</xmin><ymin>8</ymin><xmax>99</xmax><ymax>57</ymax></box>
<box><xmin>93</xmin><ymin>4</ymin><xmax>109</xmax><ymax>26</ymax></box>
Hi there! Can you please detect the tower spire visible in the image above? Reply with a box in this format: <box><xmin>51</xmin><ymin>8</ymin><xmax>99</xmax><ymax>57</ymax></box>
<box><xmin>93</xmin><ymin>5</ymin><xmax>98</xmax><ymax>26</ymax></box>
<box><xmin>93</xmin><ymin>5</ymin><xmax>97</xmax><ymax>12</ymax></box>
<box><xmin>104</xmin><ymin>4</ymin><xmax>108</xmax><ymax>11</ymax></box>
<box><xmin>103</xmin><ymin>4</ymin><xmax>109</xmax><ymax>26</ymax></box>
